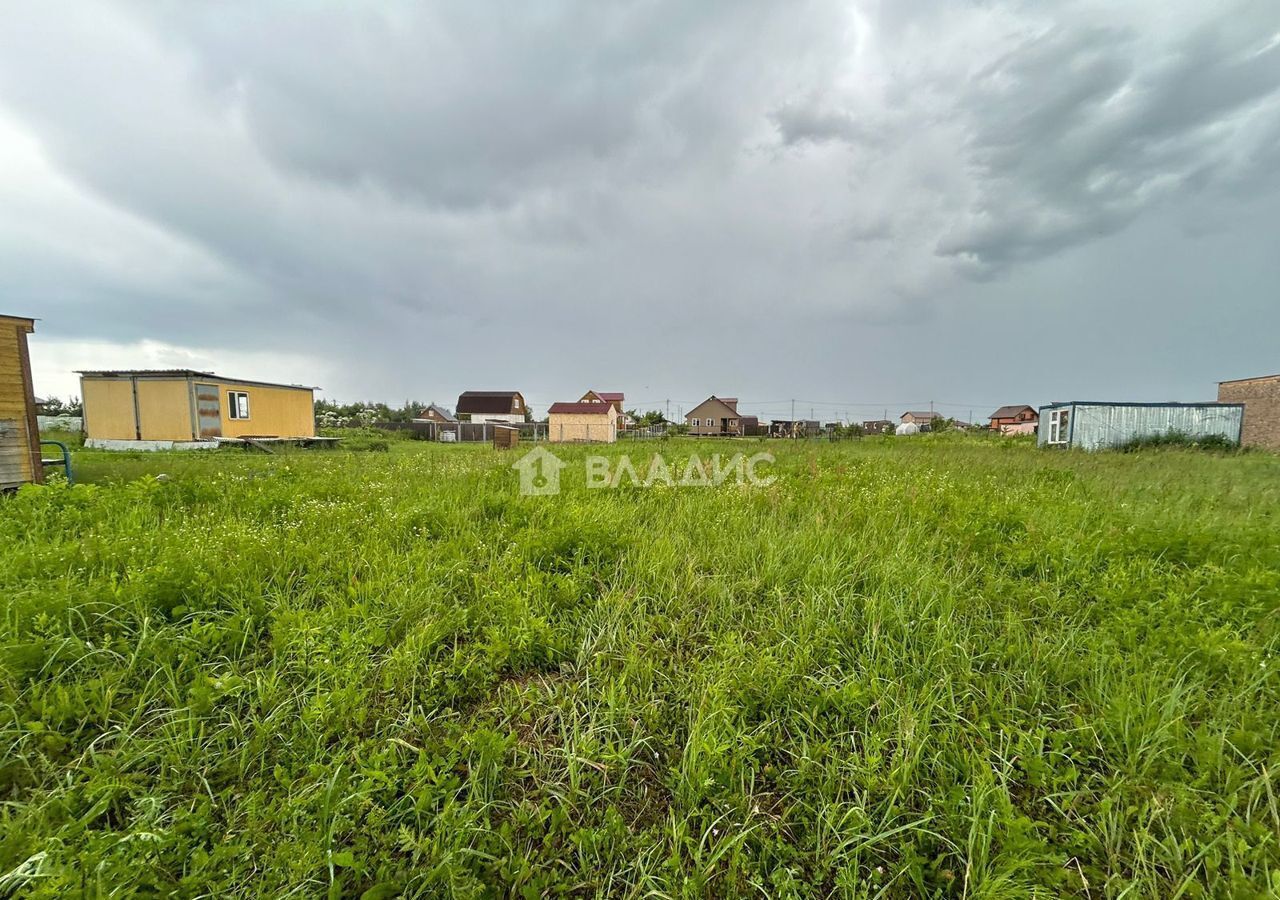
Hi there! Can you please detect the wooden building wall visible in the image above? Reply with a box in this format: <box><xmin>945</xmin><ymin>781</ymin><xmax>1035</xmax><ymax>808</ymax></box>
<box><xmin>0</xmin><ymin>316</ymin><xmax>41</xmax><ymax>488</ymax></box>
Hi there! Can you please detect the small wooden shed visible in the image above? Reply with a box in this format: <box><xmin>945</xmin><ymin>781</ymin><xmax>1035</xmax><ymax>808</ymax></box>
<box><xmin>0</xmin><ymin>314</ymin><xmax>42</xmax><ymax>489</ymax></box>
<box><xmin>493</xmin><ymin>425</ymin><xmax>520</xmax><ymax>449</ymax></box>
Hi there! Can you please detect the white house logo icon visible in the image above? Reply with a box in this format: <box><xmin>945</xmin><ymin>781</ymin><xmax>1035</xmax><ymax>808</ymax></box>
<box><xmin>512</xmin><ymin>446</ymin><xmax>568</xmax><ymax>496</ymax></box>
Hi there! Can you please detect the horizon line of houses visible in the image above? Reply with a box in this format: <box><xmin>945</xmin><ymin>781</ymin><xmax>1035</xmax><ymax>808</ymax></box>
<box><xmin>4</xmin><ymin>314</ymin><xmax>1280</xmax><ymax>485</ymax></box>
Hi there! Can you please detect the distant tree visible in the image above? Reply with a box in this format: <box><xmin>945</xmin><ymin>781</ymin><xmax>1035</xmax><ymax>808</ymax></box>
<box><xmin>632</xmin><ymin>409</ymin><xmax>666</xmax><ymax>426</ymax></box>
<box><xmin>41</xmin><ymin>396</ymin><xmax>83</xmax><ymax>416</ymax></box>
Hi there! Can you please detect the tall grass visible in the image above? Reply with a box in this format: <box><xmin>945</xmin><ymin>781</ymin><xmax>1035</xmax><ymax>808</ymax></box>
<box><xmin>1</xmin><ymin>437</ymin><xmax>1277</xmax><ymax>897</ymax></box>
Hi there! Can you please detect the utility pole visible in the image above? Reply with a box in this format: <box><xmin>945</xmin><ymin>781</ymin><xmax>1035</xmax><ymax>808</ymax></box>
<box><xmin>665</xmin><ymin>399</ymin><xmax>670</xmax><ymax>422</ymax></box>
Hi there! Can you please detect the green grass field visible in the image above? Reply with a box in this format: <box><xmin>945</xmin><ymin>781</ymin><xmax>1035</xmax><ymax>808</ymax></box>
<box><xmin>2</xmin><ymin>437</ymin><xmax>1278</xmax><ymax>898</ymax></box>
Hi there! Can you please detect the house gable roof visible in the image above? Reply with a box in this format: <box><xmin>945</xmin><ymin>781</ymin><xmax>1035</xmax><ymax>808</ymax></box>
<box><xmin>580</xmin><ymin>390</ymin><xmax>625</xmax><ymax>409</ymax></box>
<box><xmin>548</xmin><ymin>402</ymin><xmax>615</xmax><ymax>415</ymax></box>
<box><xmin>416</xmin><ymin>403</ymin><xmax>457</xmax><ymax>422</ymax></box>
<box><xmin>989</xmin><ymin>404</ymin><xmax>1036</xmax><ymax>419</ymax></box>
<box><xmin>457</xmin><ymin>391</ymin><xmax>524</xmax><ymax>414</ymax></box>
<box><xmin>901</xmin><ymin>410</ymin><xmax>941</xmax><ymax>420</ymax></box>
<box><xmin>686</xmin><ymin>396</ymin><xmax>740</xmax><ymax>420</ymax></box>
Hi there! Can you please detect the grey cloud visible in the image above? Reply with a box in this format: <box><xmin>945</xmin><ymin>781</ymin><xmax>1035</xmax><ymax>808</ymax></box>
<box><xmin>938</xmin><ymin>4</ymin><xmax>1280</xmax><ymax>265</ymax></box>
<box><xmin>771</xmin><ymin>101</ymin><xmax>873</xmax><ymax>147</ymax></box>
<box><xmin>0</xmin><ymin>0</ymin><xmax>1277</xmax><ymax>408</ymax></box>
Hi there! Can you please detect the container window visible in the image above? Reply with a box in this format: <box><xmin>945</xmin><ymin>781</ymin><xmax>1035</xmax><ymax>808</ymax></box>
<box><xmin>228</xmin><ymin>391</ymin><xmax>250</xmax><ymax>420</ymax></box>
<box><xmin>1048</xmin><ymin>408</ymin><xmax>1069</xmax><ymax>444</ymax></box>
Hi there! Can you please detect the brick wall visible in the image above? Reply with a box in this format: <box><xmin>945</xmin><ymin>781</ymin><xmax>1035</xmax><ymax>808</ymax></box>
<box><xmin>1218</xmin><ymin>375</ymin><xmax>1280</xmax><ymax>450</ymax></box>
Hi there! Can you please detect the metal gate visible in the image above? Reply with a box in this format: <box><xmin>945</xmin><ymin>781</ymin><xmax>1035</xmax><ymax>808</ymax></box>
<box><xmin>194</xmin><ymin>383</ymin><xmax>222</xmax><ymax>438</ymax></box>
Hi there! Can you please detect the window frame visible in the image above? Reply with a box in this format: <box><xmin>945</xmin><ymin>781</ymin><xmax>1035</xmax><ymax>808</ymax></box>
<box><xmin>227</xmin><ymin>390</ymin><xmax>251</xmax><ymax>421</ymax></box>
<box><xmin>1048</xmin><ymin>408</ymin><xmax>1069</xmax><ymax>445</ymax></box>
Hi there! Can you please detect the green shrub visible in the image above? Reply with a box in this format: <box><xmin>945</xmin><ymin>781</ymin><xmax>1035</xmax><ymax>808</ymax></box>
<box><xmin>1115</xmin><ymin>430</ymin><xmax>1239</xmax><ymax>452</ymax></box>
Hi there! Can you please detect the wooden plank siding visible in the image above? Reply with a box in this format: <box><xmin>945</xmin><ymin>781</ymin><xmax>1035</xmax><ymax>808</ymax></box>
<box><xmin>0</xmin><ymin>315</ymin><xmax>42</xmax><ymax>488</ymax></box>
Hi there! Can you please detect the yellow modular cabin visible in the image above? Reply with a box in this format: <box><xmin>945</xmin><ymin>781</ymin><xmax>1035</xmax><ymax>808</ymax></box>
<box><xmin>0</xmin><ymin>315</ymin><xmax>42</xmax><ymax>488</ymax></box>
<box><xmin>79</xmin><ymin>370</ymin><xmax>317</xmax><ymax>443</ymax></box>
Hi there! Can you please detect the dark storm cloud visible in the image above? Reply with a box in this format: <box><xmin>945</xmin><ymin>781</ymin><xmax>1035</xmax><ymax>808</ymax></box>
<box><xmin>938</xmin><ymin>6</ymin><xmax>1280</xmax><ymax>266</ymax></box>
<box><xmin>0</xmin><ymin>0</ymin><xmax>1278</xmax><ymax>405</ymax></box>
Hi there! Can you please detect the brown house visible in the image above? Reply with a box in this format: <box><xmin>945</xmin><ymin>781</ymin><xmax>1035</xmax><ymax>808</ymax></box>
<box><xmin>579</xmin><ymin>390</ymin><xmax>626</xmax><ymax>430</ymax></box>
<box><xmin>862</xmin><ymin>419</ymin><xmax>893</xmax><ymax>435</ymax></box>
<box><xmin>900</xmin><ymin>411</ymin><xmax>942</xmax><ymax>427</ymax></box>
<box><xmin>413</xmin><ymin>403</ymin><xmax>457</xmax><ymax>424</ymax></box>
<box><xmin>988</xmin><ymin>404</ymin><xmax>1038</xmax><ymax>435</ymax></box>
<box><xmin>686</xmin><ymin>396</ymin><xmax>742</xmax><ymax>435</ymax></box>
<box><xmin>1</xmin><ymin>314</ymin><xmax>42</xmax><ymax>488</ymax></box>
<box><xmin>456</xmin><ymin>390</ymin><xmax>526</xmax><ymax>424</ymax></box>
<box><xmin>1218</xmin><ymin>374</ymin><xmax>1280</xmax><ymax>450</ymax></box>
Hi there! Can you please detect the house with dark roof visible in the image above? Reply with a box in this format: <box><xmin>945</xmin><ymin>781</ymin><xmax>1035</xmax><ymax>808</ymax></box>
<box><xmin>988</xmin><ymin>404</ymin><xmax>1038</xmax><ymax>435</ymax></box>
<box><xmin>685</xmin><ymin>396</ymin><xmax>743</xmax><ymax>436</ymax></box>
<box><xmin>456</xmin><ymin>390</ymin><xmax>526</xmax><ymax>424</ymax></box>
<box><xmin>862</xmin><ymin>419</ymin><xmax>893</xmax><ymax>435</ymax></box>
<box><xmin>413</xmin><ymin>403</ymin><xmax>457</xmax><ymax>424</ymax></box>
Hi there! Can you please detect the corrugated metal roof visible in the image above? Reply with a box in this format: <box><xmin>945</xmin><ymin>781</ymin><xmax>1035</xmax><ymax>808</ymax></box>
<box><xmin>1038</xmin><ymin>400</ymin><xmax>1244</xmax><ymax>410</ymax></box>
<box><xmin>76</xmin><ymin>370</ymin><xmax>320</xmax><ymax>390</ymax></box>
<box><xmin>77</xmin><ymin>368</ymin><xmax>214</xmax><ymax>377</ymax></box>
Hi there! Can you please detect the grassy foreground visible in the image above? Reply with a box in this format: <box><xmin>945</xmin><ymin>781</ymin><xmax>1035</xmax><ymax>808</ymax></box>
<box><xmin>2</xmin><ymin>437</ymin><xmax>1278</xmax><ymax>898</ymax></box>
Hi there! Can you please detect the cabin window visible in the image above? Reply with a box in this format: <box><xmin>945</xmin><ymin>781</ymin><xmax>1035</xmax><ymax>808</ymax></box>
<box><xmin>691</xmin><ymin>418</ymin><xmax>700</xmax><ymax>427</ymax></box>
<box><xmin>729</xmin><ymin>419</ymin><xmax>737</xmax><ymax>428</ymax></box>
<box><xmin>228</xmin><ymin>391</ymin><xmax>250</xmax><ymax>420</ymax></box>
<box><xmin>1048</xmin><ymin>408</ymin><xmax>1069</xmax><ymax>444</ymax></box>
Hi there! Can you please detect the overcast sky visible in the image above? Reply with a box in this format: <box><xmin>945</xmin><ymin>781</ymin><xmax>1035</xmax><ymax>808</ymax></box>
<box><xmin>2</xmin><ymin>1</ymin><xmax>1277</xmax><ymax>422</ymax></box>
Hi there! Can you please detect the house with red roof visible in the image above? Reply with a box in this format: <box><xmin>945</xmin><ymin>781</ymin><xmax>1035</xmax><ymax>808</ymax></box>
<box><xmin>988</xmin><ymin>404</ymin><xmax>1038</xmax><ymax>435</ymax></box>
<box><xmin>579</xmin><ymin>390</ymin><xmax>627</xmax><ymax>431</ymax></box>
<box><xmin>548</xmin><ymin>400</ymin><xmax>617</xmax><ymax>443</ymax></box>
